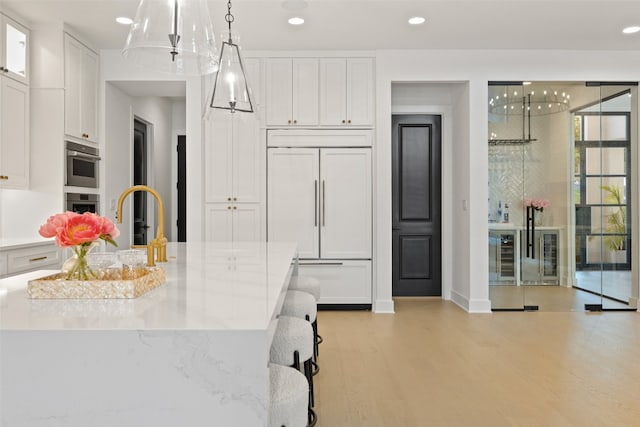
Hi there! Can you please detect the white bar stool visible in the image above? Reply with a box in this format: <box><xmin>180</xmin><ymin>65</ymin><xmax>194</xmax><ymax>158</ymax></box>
<box><xmin>270</xmin><ymin>315</ymin><xmax>317</xmax><ymax>426</ymax></box>
<box><xmin>268</xmin><ymin>363</ymin><xmax>309</xmax><ymax>427</ymax></box>
<box><xmin>288</xmin><ymin>276</ymin><xmax>322</xmax><ymax>364</ymax></box>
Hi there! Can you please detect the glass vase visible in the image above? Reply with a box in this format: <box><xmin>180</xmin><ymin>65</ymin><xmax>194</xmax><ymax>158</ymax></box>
<box><xmin>62</xmin><ymin>241</ymin><xmax>99</xmax><ymax>280</ymax></box>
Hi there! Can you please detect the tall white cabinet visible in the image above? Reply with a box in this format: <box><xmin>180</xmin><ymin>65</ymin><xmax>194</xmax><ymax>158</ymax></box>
<box><xmin>205</xmin><ymin>110</ymin><xmax>263</xmax><ymax>242</ymax></box>
<box><xmin>267</xmin><ymin>130</ymin><xmax>373</xmax><ymax>305</ymax></box>
<box><xmin>64</xmin><ymin>33</ymin><xmax>98</xmax><ymax>144</ymax></box>
<box><xmin>0</xmin><ymin>13</ymin><xmax>29</xmax><ymax>189</ymax></box>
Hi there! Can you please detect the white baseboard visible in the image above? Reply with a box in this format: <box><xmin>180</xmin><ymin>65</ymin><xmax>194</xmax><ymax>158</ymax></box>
<box><xmin>374</xmin><ymin>299</ymin><xmax>395</xmax><ymax>313</ymax></box>
<box><xmin>450</xmin><ymin>290</ymin><xmax>492</xmax><ymax>313</ymax></box>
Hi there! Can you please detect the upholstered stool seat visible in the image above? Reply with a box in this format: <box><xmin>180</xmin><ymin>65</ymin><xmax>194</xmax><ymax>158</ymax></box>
<box><xmin>281</xmin><ymin>290</ymin><xmax>317</xmax><ymax>324</ymax></box>
<box><xmin>270</xmin><ymin>315</ymin><xmax>316</xmax><ymax>425</ymax></box>
<box><xmin>283</xmin><ymin>286</ymin><xmax>322</xmax><ymax>374</ymax></box>
<box><xmin>289</xmin><ymin>275</ymin><xmax>321</xmax><ymax>301</ymax></box>
<box><xmin>268</xmin><ymin>363</ymin><xmax>309</xmax><ymax>427</ymax></box>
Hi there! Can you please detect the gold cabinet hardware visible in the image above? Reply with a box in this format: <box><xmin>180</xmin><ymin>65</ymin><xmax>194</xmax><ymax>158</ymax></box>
<box><xmin>288</xmin><ymin>120</ymin><xmax>292</xmax><ymax>124</ymax></box>
<box><xmin>227</xmin><ymin>197</ymin><xmax>232</xmax><ymax>201</ymax></box>
<box><xmin>233</xmin><ymin>197</ymin><xmax>237</xmax><ymax>201</ymax></box>
<box><xmin>233</xmin><ymin>206</ymin><xmax>237</xmax><ymax>210</ymax></box>
<box><xmin>227</xmin><ymin>206</ymin><xmax>231</xmax><ymax>209</ymax></box>
<box><xmin>29</xmin><ymin>256</ymin><xmax>48</xmax><ymax>262</ymax></box>
<box><xmin>293</xmin><ymin>120</ymin><xmax>297</xmax><ymax>124</ymax></box>
<box><xmin>348</xmin><ymin>119</ymin><xmax>351</xmax><ymax>124</ymax></box>
<box><xmin>342</xmin><ymin>120</ymin><xmax>346</xmax><ymax>124</ymax></box>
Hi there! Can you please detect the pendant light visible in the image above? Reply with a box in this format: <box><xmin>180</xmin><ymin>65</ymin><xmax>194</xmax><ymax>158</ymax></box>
<box><xmin>122</xmin><ymin>0</ymin><xmax>218</xmax><ymax>76</ymax></box>
<box><xmin>209</xmin><ymin>0</ymin><xmax>254</xmax><ymax>113</ymax></box>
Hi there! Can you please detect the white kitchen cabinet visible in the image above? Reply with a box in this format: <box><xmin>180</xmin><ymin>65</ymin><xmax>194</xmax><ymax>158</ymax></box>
<box><xmin>205</xmin><ymin>110</ymin><xmax>263</xmax><ymax>242</ymax></box>
<box><xmin>297</xmin><ymin>260</ymin><xmax>372</xmax><ymax>305</ymax></box>
<box><xmin>267</xmin><ymin>147</ymin><xmax>371</xmax><ymax>259</ymax></box>
<box><xmin>0</xmin><ymin>252</ymin><xmax>6</xmax><ymax>276</ymax></box>
<box><xmin>205</xmin><ymin>204</ymin><xmax>261</xmax><ymax>242</ymax></box>
<box><xmin>64</xmin><ymin>33</ymin><xmax>98</xmax><ymax>143</ymax></box>
<box><xmin>319</xmin><ymin>58</ymin><xmax>374</xmax><ymax>127</ymax></box>
<box><xmin>206</xmin><ymin>111</ymin><xmax>261</xmax><ymax>203</ymax></box>
<box><xmin>0</xmin><ymin>243</ymin><xmax>61</xmax><ymax>278</ymax></box>
<box><xmin>265</xmin><ymin>58</ymin><xmax>318</xmax><ymax>126</ymax></box>
<box><xmin>0</xmin><ymin>14</ymin><xmax>29</xmax><ymax>85</ymax></box>
<box><xmin>0</xmin><ymin>77</ymin><xmax>29</xmax><ymax>189</ymax></box>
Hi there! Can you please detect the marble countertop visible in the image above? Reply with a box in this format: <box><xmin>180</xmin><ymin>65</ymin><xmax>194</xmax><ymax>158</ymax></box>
<box><xmin>0</xmin><ymin>241</ymin><xmax>297</xmax><ymax>331</ymax></box>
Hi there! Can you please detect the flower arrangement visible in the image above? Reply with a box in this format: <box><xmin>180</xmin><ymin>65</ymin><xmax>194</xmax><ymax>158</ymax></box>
<box><xmin>39</xmin><ymin>212</ymin><xmax>119</xmax><ymax>280</ymax></box>
<box><xmin>523</xmin><ymin>198</ymin><xmax>551</xmax><ymax>212</ymax></box>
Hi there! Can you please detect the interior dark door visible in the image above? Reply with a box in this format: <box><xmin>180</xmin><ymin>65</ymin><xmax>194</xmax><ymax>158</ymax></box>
<box><xmin>133</xmin><ymin>119</ymin><xmax>148</xmax><ymax>246</ymax></box>
<box><xmin>177</xmin><ymin>135</ymin><xmax>187</xmax><ymax>242</ymax></box>
<box><xmin>392</xmin><ymin>115</ymin><xmax>442</xmax><ymax>296</ymax></box>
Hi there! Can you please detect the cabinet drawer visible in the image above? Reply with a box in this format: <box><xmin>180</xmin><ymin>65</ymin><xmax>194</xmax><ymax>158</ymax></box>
<box><xmin>7</xmin><ymin>245</ymin><xmax>61</xmax><ymax>274</ymax></box>
<box><xmin>298</xmin><ymin>260</ymin><xmax>371</xmax><ymax>304</ymax></box>
<box><xmin>0</xmin><ymin>252</ymin><xmax>7</xmax><ymax>276</ymax></box>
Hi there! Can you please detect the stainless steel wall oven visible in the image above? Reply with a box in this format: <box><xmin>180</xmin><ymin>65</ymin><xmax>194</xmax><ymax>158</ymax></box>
<box><xmin>66</xmin><ymin>141</ymin><xmax>100</xmax><ymax>188</ymax></box>
<box><xmin>66</xmin><ymin>193</ymin><xmax>99</xmax><ymax>214</ymax></box>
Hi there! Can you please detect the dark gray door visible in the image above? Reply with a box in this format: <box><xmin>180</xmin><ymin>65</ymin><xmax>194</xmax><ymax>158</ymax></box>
<box><xmin>133</xmin><ymin>119</ymin><xmax>148</xmax><ymax>246</ymax></box>
<box><xmin>392</xmin><ymin>115</ymin><xmax>442</xmax><ymax>296</ymax></box>
<box><xmin>177</xmin><ymin>135</ymin><xmax>187</xmax><ymax>242</ymax></box>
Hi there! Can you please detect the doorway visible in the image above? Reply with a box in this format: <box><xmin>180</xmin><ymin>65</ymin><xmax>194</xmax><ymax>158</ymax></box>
<box><xmin>177</xmin><ymin>135</ymin><xmax>187</xmax><ymax>242</ymax></box>
<box><xmin>133</xmin><ymin>118</ymin><xmax>148</xmax><ymax>245</ymax></box>
<box><xmin>392</xmin><ymin>114</ymin><xmax>442</xmax><ymax>296</ymax></box>
<box><xmin>487</xmin><ymin>81</ymin><xmax>638</xmax><ymax>311</ymax></box>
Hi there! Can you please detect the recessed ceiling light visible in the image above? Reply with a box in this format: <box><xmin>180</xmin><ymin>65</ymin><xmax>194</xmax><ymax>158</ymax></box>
<box><xmin>623</xmin><ymin>26</ymin><xmax>640</xmax><ymax>34</ymax></box>
<box><xmin>288</xmin><ymin>17</ymin><xmax>305</xmax><ymax>25</ymax></box>
<box><xmin>116</xmin><ymin>17</ymin><xmax>133</xmax><ymax>25</ymax></box>
<box><xmin>408</xmin><ymin>16</ymin><xmax>425</xmax><ymax>25</ymax></box>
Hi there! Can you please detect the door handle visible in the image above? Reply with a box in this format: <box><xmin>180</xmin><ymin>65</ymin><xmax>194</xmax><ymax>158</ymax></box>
<box><xmin>314</xmin><ymin>180</ymin><xmax>318</xmax><ymax>227</ymax></box>
<box><xmin>322</xmin><ymin>180</ymin><xmax>326</xmax><ymax>226</ymax></box>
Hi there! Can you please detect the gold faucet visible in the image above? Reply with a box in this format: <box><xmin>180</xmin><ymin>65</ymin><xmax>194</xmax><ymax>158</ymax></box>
<box><xmin>115</xmin><ymin>185</ymin><xmax>168</xmax><ymax>266</ymax></box>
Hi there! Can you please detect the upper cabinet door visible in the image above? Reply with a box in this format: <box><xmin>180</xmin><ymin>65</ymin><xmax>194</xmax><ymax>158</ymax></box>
<box><xmin>0</xmin><ymin>78</ymin><xmax>29</xmax><ymax>189</ymax></box>
<box><xmin>64</xmin><ymin>35</ymin><xmax>83</xmax><ymax>140</ymax></box>
<box><xmin>265</xmin><ymin>58</ymin><xmax>293</xmax><ymax>126</ymax></box>
<box><xmin>346</xmin><ymin>58</ymin><xmax>374</xmax><ymax>127</ymax></box>
<box><xmin>0</xmin><ymin>14</ymin><xmax>29</xmax><ymax>85</ymax></box>
<box><xmin>205</xmin><ymin>110</ymin><xmax>233</xmax><ymax>203</ymax></box>
<box><xmin>64</xmin><ymin>34</ymin><xmax>98</xmax><ymax>143</ymax></box>
<box><xmin>234</xmin><ymin>113</ymin><xmax>262</xmax><ymax>203</ymax></box>
<box><xmin>319</xmin><ymin>58</ymin><xmax>347</xmax><ymax>126</ymax></box>
<box><xmin>81</xmin><ymin>48</ymin><xmax>98</xmax><ymax>143</ymax></box>
<box><xmin>292</xmin><ymin>58</ymin><xmax>318</xmax><ymax>126</ymax></box>
<box><xmin>320</xmin><ymin>148</ymin><xmax>372</xmax><ymax>259</ymax></box>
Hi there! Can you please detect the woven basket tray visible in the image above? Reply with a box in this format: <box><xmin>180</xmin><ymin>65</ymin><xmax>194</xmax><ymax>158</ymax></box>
<box><xmin>27</xmin><ymin>267</ymin><xmax>165</xmax><ymax>299</ymax></box>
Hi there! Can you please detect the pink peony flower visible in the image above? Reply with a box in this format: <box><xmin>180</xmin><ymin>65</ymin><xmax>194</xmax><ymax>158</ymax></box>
<box><xmin>39</xmin><ymin>211</ymin><xmax>119</xmax><ymax>248</ymax></box>
<box><xmin>39</xmin><ymin>212</ymin><xmax>75</xmax><ymax>239</ymax></box>
<box><xmin>523</xmin><ymin>198</ymin><xmax>551</xmax><ymax>211</ymax></box>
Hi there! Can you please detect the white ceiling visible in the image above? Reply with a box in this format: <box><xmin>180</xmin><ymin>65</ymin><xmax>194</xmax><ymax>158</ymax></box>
<box><xmin>109</xmin><ymin>80</ymin><xmax>186</xmax><ymax>98</ymax></box>
<box><xmin>4</xmin><ymin>0</ymin><xmax>640</xmax><ymax>52</ymax></box>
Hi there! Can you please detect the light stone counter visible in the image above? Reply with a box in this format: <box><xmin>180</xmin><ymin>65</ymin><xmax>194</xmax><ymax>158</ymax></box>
<box><xmin>0</xmin><ymin>241</ymin><xmax>298</xmax><ymax>427</ymax></box>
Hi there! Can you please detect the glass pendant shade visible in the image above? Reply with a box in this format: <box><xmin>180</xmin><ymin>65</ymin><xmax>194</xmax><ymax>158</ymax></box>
<box><xmin>210</xmin><ymin>34</ymin><xmax>254</xmax><ymax>113</ymax></box>
<box><xmin>122</xmin><ymin>0</ymin><xmax>219</xmax><ymax>75</ymax></box>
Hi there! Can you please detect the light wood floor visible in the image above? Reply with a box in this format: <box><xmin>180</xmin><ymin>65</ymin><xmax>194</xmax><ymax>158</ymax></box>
<box><xmin>314</xmin><ymin>298</ymin><xmax>640</xmax><ymax>427</ymax></box>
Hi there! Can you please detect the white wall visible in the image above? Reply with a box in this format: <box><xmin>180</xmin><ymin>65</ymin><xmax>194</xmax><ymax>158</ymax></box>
<box><xmin>104</xmin><ymin>83</ymin><xmax>133</xmax><ymax>249</ymax></box>
<box><xmin>375</xmin><ymin>49</ymin><xmax>640</xmax><ymax>313</ymax></box>
<box><xmin>100</xmin><ymin>50</ymin><xmax>204</xmax><ymax>242</ymax></box>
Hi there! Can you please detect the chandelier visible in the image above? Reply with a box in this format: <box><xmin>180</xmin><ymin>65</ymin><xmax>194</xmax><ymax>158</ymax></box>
<box><xmin>489</xmin><ymin>87</ymin><xmax>571</xmax><ymax>116</ymax></box>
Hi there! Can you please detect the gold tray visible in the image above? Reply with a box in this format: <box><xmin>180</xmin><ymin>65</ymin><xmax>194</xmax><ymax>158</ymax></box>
<box><xmin>27</xmin><ymin>267</ymin><xmax>165</xmax><ymax>299</ymax></box>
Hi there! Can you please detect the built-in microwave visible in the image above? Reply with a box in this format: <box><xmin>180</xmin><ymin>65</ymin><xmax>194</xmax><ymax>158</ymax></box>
<box><xmin>66</xmin><ymin>193</ymin><xmax>99</xmax><ymax>214</ymax></box>
<box><xmin>66</xmin><ymin>141</ymin><xmax>100</xmax><ymax>188</ymax></box>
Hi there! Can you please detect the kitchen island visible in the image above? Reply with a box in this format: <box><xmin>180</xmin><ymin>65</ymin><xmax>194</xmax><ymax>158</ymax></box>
<box><xmin>0</xmin><ymin>241</ymin><xmax>298</xmax><ymax>427</ymax></box>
